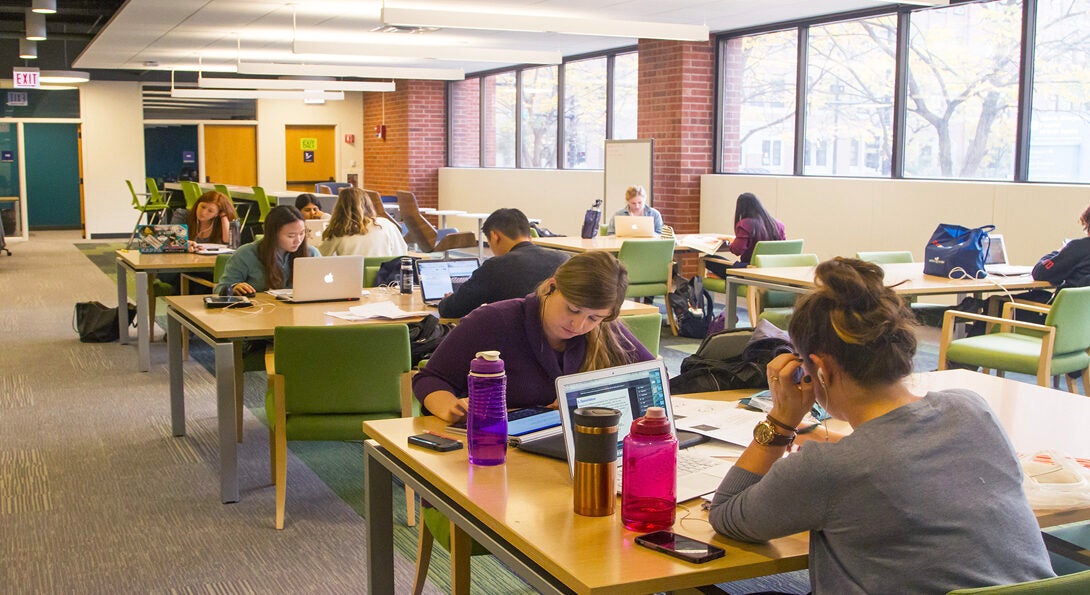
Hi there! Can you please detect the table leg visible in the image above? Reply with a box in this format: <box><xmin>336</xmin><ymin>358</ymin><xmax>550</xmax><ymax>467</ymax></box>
<box><xmin>725</xmin><ymin>279</ymin><xmax>739</xmax><ymax>330</ymax></box>
<box><xmin>477</xmin><ymin>219</ymin><xmax>484</xmax><ymax>260</ymax></box>
<box><xmin>365</xmin><ymin>443</ymin><xmax>395</xmax><ymax>594</ymax></box>
<box><xmin>136</xmin><ymin>271</ymin><xmax>151</xmax><ymax>372</ymax></box>
<box><xmin>116</xmin><ymin>259</ymin><xmax>130</xmax><ymax>344</ymax></box>
<box><xmin>168</xmin><ymin>312</ymin><xmax>186</xmax><ymax>437</ymax></box>
<box><xmin>215</xmin><ymin>341</ymin><xmax>241</xmax><ymax>504</ymax></box>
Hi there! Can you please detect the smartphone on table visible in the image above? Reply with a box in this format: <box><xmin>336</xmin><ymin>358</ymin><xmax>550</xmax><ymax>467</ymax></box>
<box><xmin>408</xmin><ymin>432</ymin><xmax>463</xmax><ymax>452</ymax></box>
<box><xmin>635</xmin><ymin>531</ymin><xmax>726</xmax><ymax>564</ymax></box>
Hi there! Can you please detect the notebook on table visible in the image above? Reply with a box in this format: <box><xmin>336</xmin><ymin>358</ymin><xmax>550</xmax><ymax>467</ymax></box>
<box><xmin>416</xmin><ymin>258</ymin><xmax>480</xmax><ymax>306</ymax></box>
<box><xmin>522</xmin><ymin>360</ymin><xmax>731</xmax><ymax>502</ymax></box>
<box><xmin>135</xmin><ymin>224</ymin><xmax>188</xmax><ymax>253</ymax></box>
<box><xmin>268</xmin><ymin>255</ymin><xmax>364</xmax><ymax>303</ymax></box>
<box><xmin>614</xmin><ymin>215</ymin><xmax>656</xmax><ymax>238</ymax></box>
<box><xmin>984</xmin><ymin>234</ymin><xmax>1034</xmax><ymax>276</ymax></box>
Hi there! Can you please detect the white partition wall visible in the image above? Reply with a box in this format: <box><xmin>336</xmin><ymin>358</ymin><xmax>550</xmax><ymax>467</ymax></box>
<box><xmin>82</xmin><ymin>81</ymin><xmax>146</xmax><ymax>238</ymax></box>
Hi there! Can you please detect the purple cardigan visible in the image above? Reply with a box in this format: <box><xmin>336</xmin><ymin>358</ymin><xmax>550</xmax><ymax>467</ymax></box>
<box><xmin>413</xmin><ymin>294</ymin><xmax>655</xmax><ymax>410</ymax></box>
<box><xmin>730</xmin><ymin>217</ymin><xmax>786</xmax><ymax>264</ymax></box>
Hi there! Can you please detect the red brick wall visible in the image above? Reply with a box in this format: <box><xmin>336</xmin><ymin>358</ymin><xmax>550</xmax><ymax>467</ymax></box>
<box><xmin>362</xmin><ymin>81</ymin><xmax>447</xmax><ymax>209</ymax></box>
<box><xmin>637</xmin><ymin>38</ymin><xmax>715</xmax><ymax>273</ymax></box>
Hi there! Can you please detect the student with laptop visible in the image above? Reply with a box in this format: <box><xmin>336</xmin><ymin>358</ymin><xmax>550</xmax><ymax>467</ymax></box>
<box><xmin>413</xmin><ymin>251</ymin><xmax>654</xmax><ymax>422</ymax></box>
<box><xmin>215</xmin><ymin>206</ymin><xmax>320</xmax><ymax>296</ymax></box>
<box><xmin>436</xmin><ymin>208</ymin><xmax>569</xmax><ymax>318</ymax></box>
<box><xmin>704</xmin><ymin>192</ymin><xmax>786</xmax><ymax>277</ymax></box>
<box><xmin>317</xmin><ymin>187</ymin><xmax>407</xmax><ymax>258</ymax></box>
<box><xmin>707</xmin><ymin>258</ymin><xmax>1053</xmax><ymax>593</ymax></box>
<box><xmin>169</xmin><ymin>190</ymin><xmax>238</xmax><ymax>249</ymax></box>
<box><xmin>605</xmin><ymin>185</ymin><xmax>663</xmax><ymax>235</ymax></box>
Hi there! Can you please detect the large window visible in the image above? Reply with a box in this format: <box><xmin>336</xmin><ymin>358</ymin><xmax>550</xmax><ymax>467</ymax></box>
<box><xmin>521</xmin><ymin>66</ymin><xmax>558</xmax><ymax>168</ymax></box>
<box><xmin>564</xmin><ymin>57</ymin><xmax>607</xmax><ymax>169</ymax></box>
<box><xmin>804</xmin><ymin>15</ymin><xmax>896</xmax><ymax>177</ymax></box>
<box><xmin>450</xmin><ymin>78</ymin><xmax>480</xmax><ymax>168</ymax></box>
<box><xmin>722</xmin><ymin>30</ymin><xmax>798</xmax><ymax>175</ymax></box>
<box><xmin>612</xmin><ymin>52</ymin><xmax>639</xmax><ymax>140</ymax></box>
<box><xmin>483</xmin><ymin>72</ymin><xmax>516</xmax><ymax>168</ymax></box>
<box><xmin>1029</xmin><ymin>0</ymin><xmax>1090</xmax><ymax>183</ymax></box>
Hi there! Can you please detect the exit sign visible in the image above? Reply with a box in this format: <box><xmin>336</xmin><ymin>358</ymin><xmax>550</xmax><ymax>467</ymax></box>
<box><xmin>13</xmin><ymin>67</ymin><xmax>40</xmax><ymax>89</ymax></box>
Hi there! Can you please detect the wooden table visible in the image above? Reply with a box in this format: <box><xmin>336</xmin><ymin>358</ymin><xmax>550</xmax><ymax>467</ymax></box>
<box><xmin>363</xmin><ymin>368</ymin><xmax>1090</xmax><ymax>594</ymax></box>
<box><xmin>533</xmin><ymin>233</ymin><xmax>729</xmax><ymax>255</ymax></box>
<box><xmin>165</xmin><ymin>290</ymin><xmax>426</xmax><ymax>504</ymax></box>
<box><xmin>720</xmin><ymin>262</ymin><xmax>1050</xmax><ymax>330</ymax></box>
<box><xmin>115</xmin><ymin>250</ymin><xmax>217</xmax><ymax>372</ymax></box>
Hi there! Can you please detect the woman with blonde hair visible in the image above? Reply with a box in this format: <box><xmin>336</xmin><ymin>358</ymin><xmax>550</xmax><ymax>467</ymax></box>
<box><xmin>318</xmin><ymin>187</ymin><xmax>407</xmax><ymax>257</ymax></box>
<box><xmin>606</xmin><ymin>184</ymin><xmax>663</xmax><ymax>235</ymax></box>
<box><xmin>414</xmin><ymin>251</ymin><xmax>654</xmax><ymax>421</ymax></box>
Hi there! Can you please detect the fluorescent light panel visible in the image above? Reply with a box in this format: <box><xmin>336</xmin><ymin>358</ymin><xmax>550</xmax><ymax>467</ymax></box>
<box><xmin>40</xmin><ymin>70</ymin><xmax>90</xmax><ymax>84</ymax></box>
<box><xmin>237</xmin><ymin>62</ymin><xmax>463</xmax><ymax>81</ymax></box>
<box><xmin>198</xmin><ymin>76</ymin><xmax>394</xmax><ymax>92</ymax></box>
<box><xmin>171</xmin><ymin>89</ymin><xmax>345</xmax><ymax>100</ymax></box>
<box><xmin>292</xmin><ymin>40</ymin><xmax>561</xmax><ymax>65</ymax></box>
<box><xmin>381</xmin><ymin>7</ymin><xmax>709</xmax><ymax>42</ymax></box>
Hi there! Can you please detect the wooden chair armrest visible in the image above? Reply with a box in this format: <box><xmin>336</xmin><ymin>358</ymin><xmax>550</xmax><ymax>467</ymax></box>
<box><xmin>401</xmin><ymin>370</ymin><xmax>417</xmax><ymax>418</ymax></box>
<box><xmin>265</xmin><ymin>345</ymin><xmax>276</xmax><ymax>375</ymax></box>
<box><xmin>180</xmin><ymin>272</ymin><xmax>215</xmax><ymax>294</ymax></box>
<box><xmin>941</xmin><ymin>309</ymin><xmax>1053</xmax><ymax>334</ymax></box>
<box><xmin>1001</xmin><ymin>300</ymin><xmax>1051</xmax><ymax>318</ymax></box>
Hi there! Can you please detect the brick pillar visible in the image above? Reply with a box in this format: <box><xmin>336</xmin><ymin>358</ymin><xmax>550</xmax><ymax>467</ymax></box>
<box><xmin>362</xmin><ymin>80</ymin><xmax>447</xmax><ymax>209</ymax></box>
<box><xmin>637</xmin><ymin>39</ymin><xmax>715</xmax><ymax>274</ymax></box>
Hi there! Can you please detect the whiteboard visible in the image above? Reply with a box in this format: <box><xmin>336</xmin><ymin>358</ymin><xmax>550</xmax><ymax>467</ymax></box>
<box><xmin>603</xmin><ymin>139</ymin><xmax>653</xmax><ymax>216</ymax></box>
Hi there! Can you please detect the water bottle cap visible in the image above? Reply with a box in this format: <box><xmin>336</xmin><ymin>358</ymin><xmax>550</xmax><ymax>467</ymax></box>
<box><xmin>632</xmin><ymin>406</ymin><xmax>672</xmax><ymax>435</ymax></box>
<box><xmin>470</xmin><ymin>351</ymin><xmax>504</xmax><ymax>374</ymax></box>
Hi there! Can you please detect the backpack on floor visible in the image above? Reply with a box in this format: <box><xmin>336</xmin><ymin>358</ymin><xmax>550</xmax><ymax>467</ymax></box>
<box><xmin>668</xmin><ymin>275</ymin><xmax>714</xmax><ymax>339</ymax></box>
<box><xmin>407</xmin><ymin>316</ymin><xmax>453</xmax><ymax>366</ymax></box>
<box><xmin>668</xmin><ymin>320</ymin><xmax>794</xmax><ymax>394</ymax></box>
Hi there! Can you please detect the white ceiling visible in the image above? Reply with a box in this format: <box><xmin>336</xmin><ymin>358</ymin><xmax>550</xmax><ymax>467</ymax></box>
<box><xmin>74</xmin><ymin>0</ymin><xmax>907</xmax><ymax>77</ymax></box>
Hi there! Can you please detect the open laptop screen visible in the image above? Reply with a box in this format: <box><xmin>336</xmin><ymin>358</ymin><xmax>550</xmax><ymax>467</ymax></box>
<box><xmin>416</xmin><ymin>258</ymin><xmax>480</xmax><ymax>303</ymax></box>
<box><xmin>984</xmin><ymin>234</ymin><xmax>1007</xmax><ymax>265</ymax></box>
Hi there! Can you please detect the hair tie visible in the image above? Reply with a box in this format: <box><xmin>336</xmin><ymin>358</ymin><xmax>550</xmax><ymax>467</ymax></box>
<box><xmin>831</xmin><ymin>319</ymin><xmax>863</xmax><ymax>345</ymax></box>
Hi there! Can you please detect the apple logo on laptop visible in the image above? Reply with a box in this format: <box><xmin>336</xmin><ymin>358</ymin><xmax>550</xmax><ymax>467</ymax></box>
<box><xmin>630</xmin><ymin>223</ymin><xmax>638</xmax><ymax>230</ymax></box>
<box><xmin>324</xmin><ymin>272</ymin><xmax>335</xmax><ymax>284</ymax></box>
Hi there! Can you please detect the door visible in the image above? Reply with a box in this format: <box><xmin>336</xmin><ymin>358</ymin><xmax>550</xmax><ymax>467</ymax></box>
<box><xmin>25</xmin><ymin>123</ymin><xmax>81</xmax><ymax>229</ymax></box>
<box><xmin>205</xmin><ymin>125</ymin><xmax>257</xmax><ymax>186</ymax></box>
<box><xmin>285</xmin><ymin>125</ymin><xmax>335</xmax><ymax>192</ymax></box>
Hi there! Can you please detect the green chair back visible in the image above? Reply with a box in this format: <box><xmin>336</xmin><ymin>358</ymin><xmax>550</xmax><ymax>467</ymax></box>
<box><xmin>752</xmin><ymin>239</ymin><xmax>804</xmax><ymax>257</ymax></box>
<box><xmin>946</xmin><ymin>569</ymin><xmax>1090</xmax><ymax>594</ymax></box>
<box><xmin>180</xmin><ymin>181</ymin><xmax>202</xmax><ymax>209</ymax></box>
<box><xmin>620</xmin><ymin>313</ymin><xmax>662</xmax><ymax>358</ymax></box>
<box><xmin>364</xmin><ymin>255</ymin><xmax>400</xmax><ymax>287</ymax></box>
<box><xmin>751</xmin><ymin>253</ymin><xmax>820</xmax><ymax>308</ymax></box>
<box><xmin>856</xmin><ymin>250</ymin><xmax>913</xmax><ymax>264</ymax></box>
<box><xmin>251</xmin><ymin>186</ymin><xmax>272</xmax><ymax>223</ymax></box>
<box><xmin>268</xmin><ymin>324</ymin><xmax>411</xmax><ymax>441</ymax></box>
<box><xmin>213</xmin><ymin>184</ymin><xmax>231</xmax><ymax>199</ymax></box>
<box><xmin>618</xmin><ymin>239</ymin><xmax>674</xmax><ymax>299</ymax></box>
<box><xmin>1045</xmin><ymin>286</ymin><xmax>1090</xmax><ymax>355</ymax></box>
<box><xmin>213</xmin><ymin>253</ymin><xmax>232</xmax><ymax>282</ymax></box>
<box><xmin>145</xmin><ymin>178</ymin><xmax>167</xmax><ymax>207</ymax></box>
<box><xmin>126</xmin><ymin>179</ymin><xmax>141</xmax><ymax>209</ymax></box>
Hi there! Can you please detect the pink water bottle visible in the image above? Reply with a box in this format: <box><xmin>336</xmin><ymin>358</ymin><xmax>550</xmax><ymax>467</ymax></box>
<box><xmin>621</xmin><ymin>406</ymin><xmax>677</xmax><ymax>532</ymax></box>
<box><xmin>467</xmin><ymin>350</ymin><xmax>507</xmax><ymax>466</ymax></box>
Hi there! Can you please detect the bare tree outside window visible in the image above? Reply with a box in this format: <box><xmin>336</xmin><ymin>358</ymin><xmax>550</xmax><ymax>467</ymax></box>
<box><xmin>484</xmin><ymin>72</ymin><xmax>517</xmax><ymax>168</ymax></box>
<box><xmin>1030</xmin><ymin>0</ymin><xmax>1090</xmax><ymax>182</ymax></box>
<box><xmin>613</xmin><ymin>52</ymin><xmax>639</xmax><ymax>140</ymax></box>
<box><xmin>521</xmin><ymin>66</ymin><xmax>558</xmax><ymax>168</ymax></box>
<box><xmin>722</xmin><ymin>30</ymin><xmax>798</xmax><ymax>174</ymax></box>
<box><xmin>564</xmin><ymin>58</ymin><xmax>607</xmax><ymax>169</ymax></box>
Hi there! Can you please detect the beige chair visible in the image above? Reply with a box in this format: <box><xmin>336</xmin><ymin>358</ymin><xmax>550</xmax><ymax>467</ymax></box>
<box><xmin>364</xmin><ymin>189</ymin><xmax>400</xmax><ymax>228</ymax></box>
<box><xmin>396</xmin><ymin>190</ymin><xmax>476</xmax><ymax>255</ymax></box>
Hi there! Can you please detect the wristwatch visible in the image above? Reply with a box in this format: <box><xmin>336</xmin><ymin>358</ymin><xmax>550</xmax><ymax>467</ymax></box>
<box><xmin>753</xmin><ymin>417</ymin><xmax>796</xmax><ymax>446</ymax></box>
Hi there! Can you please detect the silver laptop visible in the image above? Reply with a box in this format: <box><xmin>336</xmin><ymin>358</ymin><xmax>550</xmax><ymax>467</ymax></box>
<box><xmin>272</xmin><ymin>255</ymin><xmax>364</xmax><ymax>303</ymax></box>
<box><xmin>554</xmin><ymin>360</ymin><xmax>732</xmax><ymax>502</ymax></box>
<box><xmin>614</xmin><ymin>215</ymin><xmax>656</xmax><ymax>238</ymax></box>
<box><xmin>416</xmin><ymin>258</ymin><xmax>480</xmax><ymax>306</ymax></box>
<box><xmin>304</xmin><ymin>219</ymin><xmax>328</xmax><ymax>241</ymax></box>
<box><xmin>984</xmin><ymin>234</ymin><xmax>1033</xmax><ymax>276</ymax></box>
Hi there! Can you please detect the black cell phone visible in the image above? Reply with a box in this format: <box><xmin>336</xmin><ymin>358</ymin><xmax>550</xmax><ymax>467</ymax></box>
<box><xmin>203</xmin><ymin>296</ymin><xmax>252</xmax><ymax>309</ymax></box>
<box><xmin>408</xmin><ymin>433</ymin><xmax>463</xmax><ymax>452</ymax></box>
<box><xmin>635</xmin><ymin>531</ymin><xmax>726</xmax><ymax>564</ymax></box>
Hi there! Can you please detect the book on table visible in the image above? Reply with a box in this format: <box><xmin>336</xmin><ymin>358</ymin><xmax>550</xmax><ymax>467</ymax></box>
<box><xmin>679</xmin><ymin>235</ymin><xmax>728</xmax><ymax>256</ymax></box>
<box><xmin>446</xmin><ymin>406</ymin><xmax>562</xmax><ymax>445</ymax></box>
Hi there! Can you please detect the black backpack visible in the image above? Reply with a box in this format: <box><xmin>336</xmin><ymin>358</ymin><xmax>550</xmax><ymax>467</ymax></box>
<box><xmin>668</xmin><ymin>275</ymin><xmax>714</xmax><ymax>339</ymax></box>
<box><xmin>668</xmin><ymin>320</ymin><xmax>794</xmax><ymax>394</ymax></box>
<box><xmin>408</xmin><ymin>316</ymin><xmax>453</xmax><ymax>366</ymax></box>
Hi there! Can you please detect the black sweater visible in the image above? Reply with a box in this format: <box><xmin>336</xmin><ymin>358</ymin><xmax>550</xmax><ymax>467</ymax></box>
<box><xmin>437</xmin><ymin>241</ymin><xmax>570</xmax><ymax>319</ymax></box>
<box><xmin>1032</xmin><ymin>236</ymin><xmax>1090</xmax><ymax>289</ymax></box>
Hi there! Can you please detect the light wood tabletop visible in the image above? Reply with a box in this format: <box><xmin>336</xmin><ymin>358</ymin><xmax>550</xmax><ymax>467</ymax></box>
<box><xmin>533</xmin><ymin>233</ymin><xmax>730</xmax><ymax>255</ymax></box>
<box><xmin>116</xmin><ymin>249</ymin><xmax>218</xmax><ymax>272</ymax></box>
<box><xmin>363</xmin><ymin>369</ymin><xmax>1090</xmax><ymax>594</ymax></box>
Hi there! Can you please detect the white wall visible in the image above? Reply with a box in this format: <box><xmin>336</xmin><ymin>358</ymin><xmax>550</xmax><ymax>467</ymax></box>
<box><xmin>81</xmin><ymin>81</ymin><xmax>146</xmax><ymax>237</ymax></box>
<box><xmin>255</xmin><ymin>94</ymin><xmax>363</xmax><ymax>191</ymax></box>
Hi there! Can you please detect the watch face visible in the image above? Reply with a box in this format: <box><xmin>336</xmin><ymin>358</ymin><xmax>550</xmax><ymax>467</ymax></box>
<box><xmin>754</xmin><ymin>421</ymin><xmax>777</xmax><ymax>445</ymax></box>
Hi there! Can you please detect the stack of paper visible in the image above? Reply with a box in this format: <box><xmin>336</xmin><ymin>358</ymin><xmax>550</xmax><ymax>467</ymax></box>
<box><xmin>326</xmin><ymin>301</ymin><xmax>430</xmax><ymax>321</ymax></box>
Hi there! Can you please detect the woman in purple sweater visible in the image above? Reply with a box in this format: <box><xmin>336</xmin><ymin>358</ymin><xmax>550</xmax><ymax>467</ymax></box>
<box><xmin>413</xmin><ymin>251</ymin><xmax>655</xmax><ymax>422</ymax></box>
<box><xmin>705</xmin><ymin>192</ymin><xmax>786</xmax><ymax>278</ymax></box>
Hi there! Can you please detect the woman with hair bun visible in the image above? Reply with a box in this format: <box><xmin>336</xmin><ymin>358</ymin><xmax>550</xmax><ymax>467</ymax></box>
<box><xmin>708</xmin><ymin>257</ymin><xmax>1053</xmax><ymax>593</ymax></box>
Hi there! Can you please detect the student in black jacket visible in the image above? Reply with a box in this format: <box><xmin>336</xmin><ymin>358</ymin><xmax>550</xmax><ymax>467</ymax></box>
<box><xmin>437</xmin><ymin>208</ymin><xmax>570</xmax><ymax>319</ymax></box>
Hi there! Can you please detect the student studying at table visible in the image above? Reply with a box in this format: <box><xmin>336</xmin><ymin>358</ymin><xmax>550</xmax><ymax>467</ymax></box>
<box><xmin>215</xmin><ymin>205</ymin><xmax>320</xmax><ymax>296</ymax></box>
<box><xmin>414</xmin><ymin>251</ymin><xmax>654</xmax><ymax>422</ymax></box>
<box><xmin>704</xmin><ymin>192</ymin><xmax>786</xmax><ymax>277</ymax></box>
<box><xmin>606</xmin><ymin>185</ymin><xmax>663</xmax><ymax>235</ymax></box>
<box><xmin>707</xmin><ymin>257</ymin><xmax>1053</xmax><ymax>593</ymax></box>
<box><xmin>436</xmin><ymin>208</ymin><xmax>568</xmax><ymax>319</ymax></box>
<box><xmin>169</xmin><ymin>190</ymin><xmax>238</xmax><ymax>249</ymax></box>
<box><xmin>295</xmin><ymin>193</ymin><xmax>329</xmax><ymax>221</ymax></box>
<box><xmin>317</xmin><ymin>187</ymin><xmax>407</xmax><ymax>258</ymax></box>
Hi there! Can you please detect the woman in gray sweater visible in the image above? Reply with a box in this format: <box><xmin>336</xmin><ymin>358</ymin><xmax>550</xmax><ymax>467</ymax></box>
<box><xmin>708</xmin><ymin>257</ymin><xmax>1054</xmax><ymax>593</ymax></box>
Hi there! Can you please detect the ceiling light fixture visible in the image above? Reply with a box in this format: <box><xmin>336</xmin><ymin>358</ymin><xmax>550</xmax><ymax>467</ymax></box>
<box><xmin>291</xmin><ymin>40</ymin><xmax>561</xmax><ymax>65</ymax></box>
<box><xmin>198</xmin><ymin>76</ymin><xmax>395</xmax><ymax>92</ymax></box>
<box><xmin>25</xmin><ymin>9</ymin><xmax>46</xmax><ymax>41</ymax></box>
<box><xmin>894</xmin><ymin>0</ymin><xmax>950</xmax><ymax>5</ymax></box>
<box><xmin>19</xmin><ymin>39</ymin><xmax>38</xmax><ymax>60</ymax></box>
<box><xmin>32</xmin><ymin>0</ymin><xmax>57</xmax><ymax>14</ymax></box>
<box><xmin>170</xmin><ymin>89</ymin><xmax>346</xmax><ymax>101</ymax></box>
<box><xmin>380</xmin><ymin>6</ymin><xmax>709</xmax><ymax>42</ymax></box>
<box><xmin>40</xmin><ymin>70</ymin><xmax>90</xmax><ymax>84</ymax></box>
<box><xmin>237</xmin><ymin>62</ymin><xmax>464</xmax><ymax>81</ymax></box>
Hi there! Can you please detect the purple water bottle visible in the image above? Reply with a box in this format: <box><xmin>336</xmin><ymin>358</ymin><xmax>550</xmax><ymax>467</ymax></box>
<box><xmin>467</xmin><ymin>350</ymin><xmax>507</xmax><ymax>466</ymax></box>
<box><xmin>621</xmin><ymin>406</ymin><xmax>677</xmax><ymax>532</ymax></box>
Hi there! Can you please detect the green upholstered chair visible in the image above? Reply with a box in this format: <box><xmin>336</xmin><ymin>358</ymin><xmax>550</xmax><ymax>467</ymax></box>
<box><xmin>702</xmin><ymin>239</ymin><xmax>804</xmax><ymax>326</ymax></box>
<box><xmin>617</xmin><ymin>239</ymin><xmax>676</xmax><ymax>334</ymax></box>
<box><xmin>620</xmin><ymin>313</ymin><xmax>663</xmax><ymax>358</ymax></box>
<box><xmin>855</xmin><ymin>250</ymin><xmax>946</xmax><ymax>323</ymax></box>
<box><xmin>749</xmin><ymin>252</ymin><xmax>820</xmax><ymax>330</ymax></box>
<box><xmin>125</xmin><ymin>179</ymin><xmax>170</xmax><ymax>249</ymax></box>
<box><xmin>946</xmin><ymin>569</ymin><xmax>1090</xmax><ymax>594</ymax></box>
<box><xmin>364</xmin><ymin>255</ymin><xmax>401</xmax><ymax>287</ymax></box>
<box><xmin>179</xmin><ymin>181</ymin><xmax>203</xmax><ymax>210</ymax></box>
<box><xmin>266</xmin><ymin>324</ymin><xmax>412</xmax><ymax>529</ymax></box>
<box><xmin>414</xmin><ymin>507</ymin><xmax>490</xmax><ymax>595</ymax></box>
<box><xmin>938</xmin><ymin>286</ymin><xmax>1090</xmax><ymax>394</ymax></box>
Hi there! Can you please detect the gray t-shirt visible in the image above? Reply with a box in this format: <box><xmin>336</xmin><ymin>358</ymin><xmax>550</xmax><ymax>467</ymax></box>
<box><xmin>709</xmin><ymin>389</ymin><xmax>1054</xmax><ymax>594</ymax></box>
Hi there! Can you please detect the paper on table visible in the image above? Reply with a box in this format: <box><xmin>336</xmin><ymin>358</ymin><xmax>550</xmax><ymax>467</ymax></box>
<box><xmin>326</xmin><ymin>301</ymin><xmax>429</xmax><ymax>321</ymax></box>
<box><xmin>679</xmin><ymin>235</ymin><xmax>727</xmax><ymax>256</ymax></box>
<box><xmin>671</xmin><ymin>396</ymin><xmax>766</xmax><ymax>447</ymax></box>
<box><xmin>195</xmin><ymin>243</ymin><xmax>235</xmax><ymax>255</ymax></box>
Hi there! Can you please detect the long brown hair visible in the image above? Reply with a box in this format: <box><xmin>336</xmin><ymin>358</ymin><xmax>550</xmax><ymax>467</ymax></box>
<box><xmin>789</xmin><ymin>257</ymin><xmax>917</xmax><ymax>387</ymax></box>
<box><xmin>323</xmin><ymin>187</ymin><xmax>377</xmax><ymax>240</ymax></box>
<box><xmin>186</xmin><ymin>191</ymin><xmax>237</xmax><ymax>243</ymax></box>
<box><xmin>535</xmin><ymin>251</ymin><xmax>638</xmax><ymax>372</ymax></box>
<box><xmin>258</xmin><ymin>206</ymin><xmax>309</xmax><ymax>290</ymax></box>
